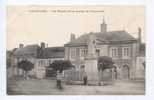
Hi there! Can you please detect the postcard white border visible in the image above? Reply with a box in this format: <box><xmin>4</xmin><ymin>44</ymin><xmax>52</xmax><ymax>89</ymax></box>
<box><xmin>1</xmin><ymin>0</ymin><xmax>154</xmax><ymax>100</ymax></box>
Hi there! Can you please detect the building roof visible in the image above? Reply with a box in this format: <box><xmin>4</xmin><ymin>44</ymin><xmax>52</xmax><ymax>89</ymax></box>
<box><xmin>39</xmin><ymin>47</ymin><xmax>65</xmax><ymax>59</ymax></box>
<box><xmin>13</xmin><ymin>44</ymin><xmax>40</xmax><ymax>58</ymax></box>
<box><xmin>13</xmin><ymin>43</ymin><xmax>65</xmax><ymax>59</ymax></box>
<box><xmin>65</xmin><ymin>30</ymin><xmax>137</xmax><ymax>47</ymax></box>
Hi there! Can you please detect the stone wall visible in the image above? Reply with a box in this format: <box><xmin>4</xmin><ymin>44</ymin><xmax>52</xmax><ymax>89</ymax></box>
<box><xmin>64</xmin><ymin>69</ymin><xmax>83</xmax><ymax>82</ymax></box>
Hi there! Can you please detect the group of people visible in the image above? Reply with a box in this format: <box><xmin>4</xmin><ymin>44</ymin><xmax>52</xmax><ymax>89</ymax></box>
<box><xmin>56</xmin><ymin>70</ymin><xmax>88</xmax><ymax>89</ymax></box>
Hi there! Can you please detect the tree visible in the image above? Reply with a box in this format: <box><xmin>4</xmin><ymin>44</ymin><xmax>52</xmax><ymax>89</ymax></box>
<box><xmin>17</xmin><ymin>60</ymin><xmax>34</xmax><ymax>80</ymax></box>
<box><xmin>97</xmin><ymin>56</ymin><xmax>114</xmax><ymax>85</ymax></box>
<box><xmin>49</xmin><ymin>60</ymin><xmax>74</xmax><ymax>73</ymax></box>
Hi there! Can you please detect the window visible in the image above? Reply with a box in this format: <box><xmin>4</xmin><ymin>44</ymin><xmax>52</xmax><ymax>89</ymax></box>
<box><xmin>45</xmin><ymin>60</ymin><xmax>49</xmax><ymax>66</ymax></box>
<box><xmin>111</xmin><ymin>48</ymin><xmax>118</xmax><ymax>58</ymax></box>
<box><xmin>85</xmin><ymin>49</ymin><xmax>88</xmax><ymax>55</ymax></box>
<box><xmin>39</xmin><ymin>60</ymin><xmax>44</xmax><ymax>67</ymax></box>
<box><xmin>47</xmin><ymin>60</ymin><xmax>49</xmax><ymax>66</ymax></box>
<box><xmin>76</xmin><ymin>48</ymin><xmax>80</xmax><ymax>57</ymax></box>
<box><xmin>123</xmin><ymin>47</ymin><xmax>130</xmax><ymax>57</ymax></box>
<box><xmin>81</xmin><ymin>49</ymin><xmax>84</xmax><ymax>57</ymax></box>
<box><xmin>70</xmin><ymin>48</ymin><xmax>76</xmax><ymax>59</ymax></box>
<box><xmin>81</xmin><ymin>49</ymin><xmax>88</xmax><ymax>57</ymax></box>
<box><xmin>96</xmin><ymin>49</ymin><xmax>100</xmax><ymax>56</ymax></box>
<box><xmin>39</xmin><ymin>60</ymin><xmax>41</xmax><ymax>66</ymax></box>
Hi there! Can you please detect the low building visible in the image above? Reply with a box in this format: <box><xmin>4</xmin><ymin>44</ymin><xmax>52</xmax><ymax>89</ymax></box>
<box><xmin>13</xmin><ymin>44</ymin><xmax>39</xmax><ymax>76</ymax></box>
<box><xmin>12</xmin><ymin>43</ymin><xmax>65</xmax><ymax>79</ymax></box>
<box><xmin>36</xmin><ymin>47</ymin><xmax>65</xmax><ymax>79</ymax></box>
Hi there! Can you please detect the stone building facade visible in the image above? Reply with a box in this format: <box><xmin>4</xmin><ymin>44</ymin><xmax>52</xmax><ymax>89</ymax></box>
<box><xmin>64</xmin><ymin>19</ymin><xmax>143</xmax><ymax>80</ymax></box>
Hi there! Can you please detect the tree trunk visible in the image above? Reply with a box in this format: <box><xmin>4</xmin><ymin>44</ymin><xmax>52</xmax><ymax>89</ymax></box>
<box><xmin>25</xmin><ymin>71</ymin><xmax>29</xmax><ymax>80</ymax></box>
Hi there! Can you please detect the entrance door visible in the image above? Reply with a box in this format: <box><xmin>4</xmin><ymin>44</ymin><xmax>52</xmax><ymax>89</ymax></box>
<box><xmin>122</xmin><ymin>65</ymin><xmax>130</xmax><ymax>79</ymax></box>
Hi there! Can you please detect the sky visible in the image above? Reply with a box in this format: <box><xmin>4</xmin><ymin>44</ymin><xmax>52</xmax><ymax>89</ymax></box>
<box><xmin>7</xmin><ymin>5</ymin><xmax>145</xmax><ymax>50</ymax></box>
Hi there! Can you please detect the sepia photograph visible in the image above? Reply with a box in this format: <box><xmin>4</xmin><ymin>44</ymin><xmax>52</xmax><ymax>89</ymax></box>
<box><xmin>6</xmin><ymin>5</ymin><xmax>145</xmax><ymax>95</ymax></box>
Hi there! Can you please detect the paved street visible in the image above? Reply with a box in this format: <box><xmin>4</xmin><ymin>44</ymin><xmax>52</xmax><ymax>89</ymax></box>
<box><xmin>7</xmin><ymin>76</ymin><xmax>145</xmax><ymax>95</ymax></box>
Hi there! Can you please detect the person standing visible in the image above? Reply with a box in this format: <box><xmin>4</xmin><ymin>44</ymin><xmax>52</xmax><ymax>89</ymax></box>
<box><xmin>56</xmin><ymin>70</ymin><xmax>63</xmax><ymax>89</ymax></box>
<box><xmin>83</xmin><ymin>70</ymin><xmax>88</xmax><ymax>85</ymax></box>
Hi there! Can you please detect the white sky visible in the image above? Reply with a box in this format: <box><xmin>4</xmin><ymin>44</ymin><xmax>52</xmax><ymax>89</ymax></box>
<box><xmin>7</xmin><ymin>5</ymin><xmax>145</xmax><ymax>50</ymax></box>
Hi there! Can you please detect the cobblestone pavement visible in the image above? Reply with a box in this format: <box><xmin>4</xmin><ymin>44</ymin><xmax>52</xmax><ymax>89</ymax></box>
<box><xmin>7</xmin><ymin>77</ymin><xmax>145</xmax><ymax>95</ymax></box>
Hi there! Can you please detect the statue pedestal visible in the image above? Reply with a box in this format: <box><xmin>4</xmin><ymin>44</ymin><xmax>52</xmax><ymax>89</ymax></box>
<box><xmin>85</xmin><ymin>33</ymin><xmax>98</xmax><ymax>81</ymax></box>
<box><xmin>85</xmin><ymin>57</ymin><xmax>98</xmax><ymax>81</ymax></box>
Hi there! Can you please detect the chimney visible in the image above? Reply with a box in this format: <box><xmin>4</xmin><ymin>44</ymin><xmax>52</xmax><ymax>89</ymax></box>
<box><xmin>100</xmin><ymin>17</ymin><xmax>107</xmax><ymax>33</ymax></box>
<box><xmin>70</xmin><ymin>33</ymin><xmax>76</xmax><ymax>41</ymax></box>
<box><xmin>40</xmin><ymin>42</ymin><xmax>45</xmax><ymax>49</ymax></box>
<box><xmin>19</xmin><ymin>44</ymin><xmax>24</xmax><ymax>48</ymax></box>
<box><xmin>138</xmin><ymin>27</ymin><xmax>142</xmax><ymax>44</ymax></box>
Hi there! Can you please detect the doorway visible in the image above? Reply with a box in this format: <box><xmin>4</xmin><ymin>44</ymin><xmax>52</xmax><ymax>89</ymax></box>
<box><xmin>122</xmin><ymin>65</ymin><xmax>130</xmax><ymax>79</ymax></box>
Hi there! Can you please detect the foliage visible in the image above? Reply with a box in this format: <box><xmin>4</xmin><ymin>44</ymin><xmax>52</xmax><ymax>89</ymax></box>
<box><xmin>49</xmin><ymin>60</ymin><xmax>74</xmax><ymax>73</ymax></box>
<box><xmin>17</xmin><ymin>60</ymin><xmax>34</xmax><ymax>72</ymax></box>
<box><xmin>97</xmin><ymin>56</ymin><xmax>114</xmax><ymax>71</ymax></box>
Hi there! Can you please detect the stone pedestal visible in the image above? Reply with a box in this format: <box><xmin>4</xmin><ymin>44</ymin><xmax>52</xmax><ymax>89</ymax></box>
<box><xmin>85</xmin><ymin>58</ymin><xmax>98</xmax><ymax>81</ymax></box>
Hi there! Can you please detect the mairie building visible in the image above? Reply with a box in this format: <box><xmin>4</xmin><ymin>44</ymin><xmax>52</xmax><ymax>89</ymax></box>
<box><xmin>64</xmin><ymin>19</ymin><xmax>145</xmax><ymax>80</ymax></box>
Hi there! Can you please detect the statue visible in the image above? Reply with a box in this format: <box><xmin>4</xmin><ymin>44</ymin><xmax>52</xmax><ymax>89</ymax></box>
<box><xmin>87</xmin><ymin>33</ymin><xmax>97</xmax><ymax>58</ymax></box>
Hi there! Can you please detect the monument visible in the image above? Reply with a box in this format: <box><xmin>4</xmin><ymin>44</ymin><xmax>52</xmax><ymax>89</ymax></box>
<box><xmin>85</xmin><ymin>33</ymin><xmax>98</xmax><ymax>81</ymax></box>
